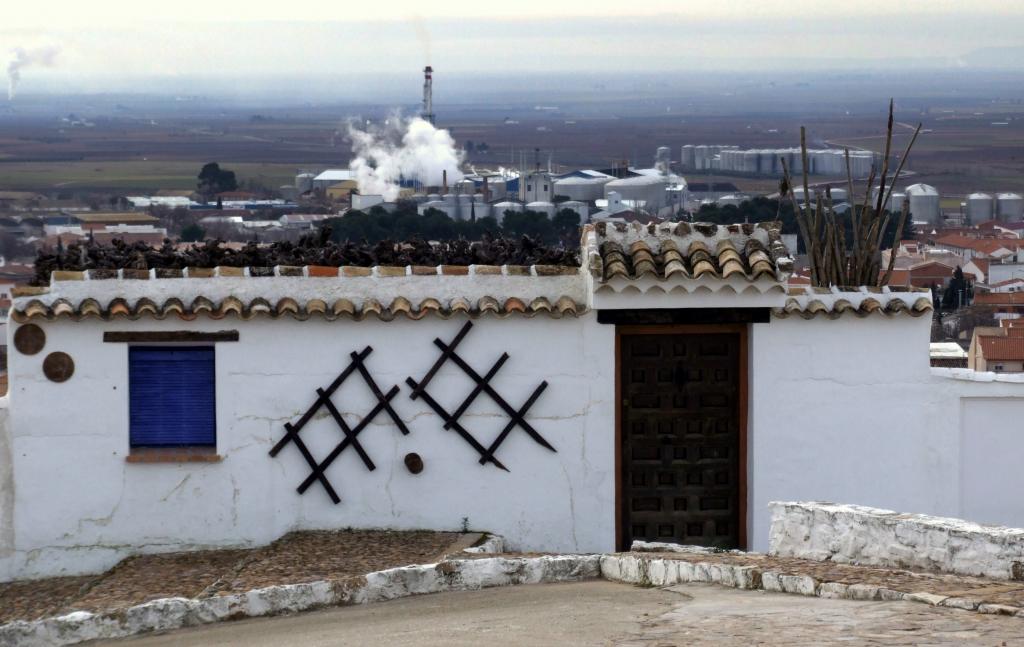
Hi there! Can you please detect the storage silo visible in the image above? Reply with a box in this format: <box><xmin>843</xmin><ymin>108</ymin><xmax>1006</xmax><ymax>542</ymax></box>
<box><xmin>694</xmin><ymin>145</ymin><xmax>710</xmax><ymax>170</ymax></box>
<box><xmin>717</xmin><ymin>194</ymin><xmax>747</xmax><ymax>208</ymax></box>
<box><xmin>997</xmin><ymin>192</ymin><xmax>1024</xmax><ymax>222</ymax></box>
<box><xmin>526</xmin><ymin>201</ymin><xmax>556</xmax><ymax>218</ymax></box>
<box><xmin>966</xmin><ymin>192</ymin><xmax>994</xmax><ymax>222</ymax></box>
<box><xmin>559</xmin><ymin>200</ymin><xmax>590</xmax><ymax>224</ymax></box>
<box><xmin>681</xmin><ymin>145</ymin><xmax>696</xmax><ymax>170</ymax></box>
<box><xmin>418</xmin><ymin>200</ymin><xmax>453</xmax><ymax>219</ymax></box>
<box><xmin>492</xmin><ymin>201</ymin><xmax>523</xmax><ymax>225</ymax></box>
<box><xmin>553</xmin><ymin>176</ymin><xmax>612</xmax><ymax>202</ymax></box>
<box><xmin>827</xmin><ymin>188</ymin><xmax>849</xmax><ymax>203</ymax></box>
<box><xmin>295</xmin><ymin>173</ymin><xmax>316</xmax><ymax>194</ymax></box>
<box><xmin>905</xmin><ymin>183</ymin><xmax>941</xmax><ymax>225</ymax></box>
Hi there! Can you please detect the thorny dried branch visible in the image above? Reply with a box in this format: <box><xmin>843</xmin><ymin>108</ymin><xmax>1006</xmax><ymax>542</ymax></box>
<box><xmin>784</xmin><ymin>99</ymin><xmax>922</xmax><ymax>287</ymax></box>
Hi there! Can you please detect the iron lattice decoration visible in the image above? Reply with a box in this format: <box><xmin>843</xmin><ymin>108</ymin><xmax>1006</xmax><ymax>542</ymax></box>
<box><xmin>269</xmin><ymin>347</ymin><xmax>409</xmax><ymax>504</ymax></box>
<box><xmin>406</xmin><ymin>321</ymin><xmax>555</xmax><ymax>471</ymax></box>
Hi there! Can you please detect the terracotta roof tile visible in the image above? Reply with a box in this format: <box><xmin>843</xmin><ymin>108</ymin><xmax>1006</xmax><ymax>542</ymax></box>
<box><xmin>12</xmin><ymin>295</ymin><xmax>585</xmax><ymax>322</ymax></box>
<box><xmin>589</xmin><ymin>221</ymin><xmax>792</xmax><ymax>283</ymax></box>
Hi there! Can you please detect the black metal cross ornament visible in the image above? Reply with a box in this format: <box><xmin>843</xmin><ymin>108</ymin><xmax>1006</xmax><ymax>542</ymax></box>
<box><xmin>406</xmin><ymin>321</ymin><xmax>554</xmax><ymax>471</ymax></box>
<box><xmin>269</xmin><ymin>347</ymin><xmax>409</xmax><ymax>504</ymax></box>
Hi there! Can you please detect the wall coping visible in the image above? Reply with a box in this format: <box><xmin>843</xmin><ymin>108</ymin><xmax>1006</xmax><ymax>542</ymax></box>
<box><xmin>931</xmin><ymin>367</ymin><xmax>1024</xmax><ymax>383</ymax></box>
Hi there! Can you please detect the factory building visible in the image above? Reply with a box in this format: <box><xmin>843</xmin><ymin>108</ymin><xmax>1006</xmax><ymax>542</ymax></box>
<box><xmin>311</xmin><ymin>170</ymin><xmax>356</xmax><ymax>193</ymax></box>
<box><xmin>520</xmin><ymin>170</ymin><xmax>555</xmax><ymax>203</ymax></box>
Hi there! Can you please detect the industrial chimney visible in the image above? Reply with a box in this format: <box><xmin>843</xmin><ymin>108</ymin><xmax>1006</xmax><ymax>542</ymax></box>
<box><xmin>421</xmin><ymin>66</ymin><xmax>435</xmax><ymax>125</ymax></box>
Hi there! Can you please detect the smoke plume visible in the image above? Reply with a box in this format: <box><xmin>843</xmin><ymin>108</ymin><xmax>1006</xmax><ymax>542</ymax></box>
<box><xmin>348</xmin><ymin>116</ymin><xmax>464</xmax><ymax>201</ymax></box>
<box><xmin>7</xmin><ymin>46</ymin><xmax>60</xmax><ymax>100</ymax></box>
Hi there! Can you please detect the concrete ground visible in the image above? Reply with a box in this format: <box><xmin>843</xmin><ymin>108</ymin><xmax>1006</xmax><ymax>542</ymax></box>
<box><xmin>101</xmin><ymin>580</ymin><xmax>1024</xmax><ymax>646</ymax></box>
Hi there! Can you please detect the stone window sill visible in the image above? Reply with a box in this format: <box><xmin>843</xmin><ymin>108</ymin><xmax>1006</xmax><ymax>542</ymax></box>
<box><xmin>126</xmin><ymin>447</ymin><xmax>223</xmax><ymax>463</ymax></box>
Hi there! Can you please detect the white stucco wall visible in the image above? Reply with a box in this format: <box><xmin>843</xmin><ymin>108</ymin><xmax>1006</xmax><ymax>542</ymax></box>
<box><xmin>1</xmin><ymin>315</ymin><xmax>614</xmax><ymax>579</ymax></box>
<box><xmin>749</xmin><ymin>314</ymin><xmax>1024</xmax><ymax>552</ymax></box>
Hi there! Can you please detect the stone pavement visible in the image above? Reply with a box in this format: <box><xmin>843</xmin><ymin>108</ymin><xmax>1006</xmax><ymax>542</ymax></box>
<box><xmin>0</xmin><ymin>529</ymin><xmax>464</xmax><ymax>623</ymax></box>
<box><xmin>96</xmin><ymin>581</ymin><xmax>1024</xmax><ymax>646</ymax></box>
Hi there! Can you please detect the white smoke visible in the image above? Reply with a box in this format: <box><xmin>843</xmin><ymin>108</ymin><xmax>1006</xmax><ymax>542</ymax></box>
<box><xmin>347</xmin><ymin>116</ymin><xmax>464</xmax><ymax>201</ymax></box>
<box><xmin>7</xmin><ymin>46</ymin><xmax>60</xmax><ymax>100</ymax></box>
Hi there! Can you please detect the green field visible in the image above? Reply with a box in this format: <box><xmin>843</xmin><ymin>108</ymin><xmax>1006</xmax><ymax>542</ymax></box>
<box><xmin>0</xmin><ymin>161</ymin><xmax>301</xmax><ymax>193</ymax></box>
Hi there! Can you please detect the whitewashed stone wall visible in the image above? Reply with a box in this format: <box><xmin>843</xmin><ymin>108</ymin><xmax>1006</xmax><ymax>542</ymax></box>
<box><xmin>769</xmin><ymin>501</ymin><xmax>1024</xmax><ymax>580</ymax></box>
<box><xmin>2</xmin><ymin>314</ymin><xmax>615</xmax><ymax>580</ymax></box>
<box><xmin>748</xmin><ymin>312</ymin><xmax>1024</xmax><ymax>552</ymax></box>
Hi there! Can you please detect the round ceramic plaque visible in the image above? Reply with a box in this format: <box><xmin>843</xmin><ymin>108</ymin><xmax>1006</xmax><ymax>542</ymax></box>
<box><xmin>13</xmin><ymin>324</ymin><xmax>45</xmax><ymax>355</ymax></box>
<box><xmin>42</xmin><ymin>352</ymin><xmax>74</xmax><ymax>383</ymax></box>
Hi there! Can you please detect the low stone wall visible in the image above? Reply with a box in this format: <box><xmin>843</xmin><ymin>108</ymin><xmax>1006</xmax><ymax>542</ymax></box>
<box><xmin>0</xmin><ymin>554</ymin><xmax>600</xmax><ymax>647</ymax></box>
<box><xmin>769</xmin><ymin>501</ymin><xmax>1024</xmax><ymax>581</ymax></box>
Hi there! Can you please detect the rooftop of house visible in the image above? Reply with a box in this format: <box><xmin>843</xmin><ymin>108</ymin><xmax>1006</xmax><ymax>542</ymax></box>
<box><xmin>977</xmin><ymin>336</ymin><xmax>1024</xmax><ymax>362</ymax></box>
<box><xmin>73</xmin><ymin>212</ymin><xmax>160</xmax><ymax>225</ymax></box>
<box><xmin>930</xmin><ymin>342</ymin><xmax>968</xmax><ymax>359</ymax></box>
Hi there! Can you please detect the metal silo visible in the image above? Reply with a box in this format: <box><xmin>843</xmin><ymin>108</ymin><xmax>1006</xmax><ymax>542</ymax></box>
<box><xmin>492</xmin><ymin>201</ymin><xmax>524</xmax><ymax>225</ymax></box>
<box><xmin>966</xmin><ymin>192</ymin><xmax>994</xmax><ymax>222</ymax></box>
<box><xmin>905</xmin><ymin>184</ymin><xmax>941</xmax><ymax>225</ymax></box>
<box><xmin>295</xmin><ymin>173</ymin><xmax>316</xmax><ymax>193</ymax></box>
<box><xmin>681</xmin><ymin>145</ymin><xmax>696</xmax><ymax>170</ymax></box>
<box><xmin>526</xmin><ymin>201</ymin><xmax>556</xmax><ymax>218</ymax></box>
<box><xmin>997</xmin><ymin>193</ymin><xmax>1024</xmax><ymax>222</ymax></box>
<box><xmin>560</xmin><ymin>201</ymin><xmax>590</xmax><ymax>224</ymax></box>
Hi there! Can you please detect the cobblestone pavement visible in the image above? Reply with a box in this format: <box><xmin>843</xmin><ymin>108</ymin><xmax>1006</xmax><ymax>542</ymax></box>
<box><xmin>0</xmin><ymin>530</ymin><xmax>463</xmax><ymax>623</ymax></box>
<box><xmin>99</xmin><ymin>581</ymin><xmax>1024</xmax><ymax>646</ymax></box>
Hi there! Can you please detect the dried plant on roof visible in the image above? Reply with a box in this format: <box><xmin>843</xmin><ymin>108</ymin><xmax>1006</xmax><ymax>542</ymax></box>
<box><xmin>30</xmin><ymin>228</ymin><xmax>580</xmax><ymax>285</ymax></box>
<box><xmin>781</xmin><ymin>99</ymin><xmax>921</xmax><ymax>288</ymax></box>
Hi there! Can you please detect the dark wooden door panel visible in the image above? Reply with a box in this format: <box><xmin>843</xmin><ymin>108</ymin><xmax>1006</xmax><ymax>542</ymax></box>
<box><xmin>620</xmin><ymin>333</ymin><xmax>740</xmax><ymax>549</ymax></box>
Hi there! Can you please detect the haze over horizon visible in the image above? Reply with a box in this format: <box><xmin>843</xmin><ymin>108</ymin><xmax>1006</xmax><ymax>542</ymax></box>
<box><xmin>2</xmin><ymin>0</ymin><xmax>1024</xmax><ymax>100</ymax></box>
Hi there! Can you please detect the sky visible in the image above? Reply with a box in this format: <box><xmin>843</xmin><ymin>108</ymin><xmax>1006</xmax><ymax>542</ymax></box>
<box><xmin>2</xmin><ymin>0</ymin><xmax>1024</xmax><ymax>95</ymax></box>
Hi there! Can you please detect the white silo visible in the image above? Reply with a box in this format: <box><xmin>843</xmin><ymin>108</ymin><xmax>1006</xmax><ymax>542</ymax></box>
<box><xmin>742</xmin><ymin>150</ymin><xmax>758</xmax><ymax>174</ymax></box>
<box><xmin>997</xmin><ymin>192</ymin><xmax>1024</xmax><ymax>222</ymax></box>
<box><xmin>966</xmin><ymin>192</ymin><xmax>994</xmax><ymax>222</ymax></box>
<box><xmin>492</xmin><ymin>201</ymin><xmax>524</xmax><ymax>225</ymax></box>
<box><xmin>827</xmin><ymin>187</ymin><xmax>849</xmax><ymax>203</ymax></box>
<box><xmin>526</xmin><ymin>201</ymin><xmax>556</xmax><ymax>218</ymax></box>
<box><xmin>905</xmin><ymin>183</ymin><xmax>941</xmax><ymax>225</ymax></box>
<box><xmin>717</xmin><ymin>194</ymin><xmax>747</xmax><ymax>208</ymax></box>
<box><xmin>887</xmin><ymin>192</ymin><xmax>906</xmax><ymax>214</ymax></box>
<box><xmin>418</xmin><ymin>200</ymin><xmax>453</xmax><ymax>219</ymax></box>
<box><xmin>681</xmin><ymin>145</ymin><xmax>696</xmax><ymax>170</ymax></box>
<box><xmin>295</xmin><ymin>173</ymin><xmax>316</xmax><ymax>193</ymax></box>
<box><xmin>694</xmin><ymin>145</ymin><xmax>710</xmax><ymax>170</ymax></box>
<box><xmin>559</xmin><ymin>201</ymin><xmax>590</xmax><ymax>223</ymax></box>
<box><xmin>553</xmin><ymin>176</ymin><xmax>612</xmax><ymax>202</ymax></box>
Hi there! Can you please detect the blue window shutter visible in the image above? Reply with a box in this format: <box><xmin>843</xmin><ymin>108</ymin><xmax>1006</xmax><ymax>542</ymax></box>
<box><xmin>129</xmin><ymin>346</ymin><xmax>216</xmax><ymax>447</ymax></box>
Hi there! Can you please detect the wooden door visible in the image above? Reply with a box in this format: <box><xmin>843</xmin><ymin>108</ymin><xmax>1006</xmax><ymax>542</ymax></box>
<box><xmin>619</xmin><ymin>332</ymin><xmax>742</xmax><ymax>549</ymax></box>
